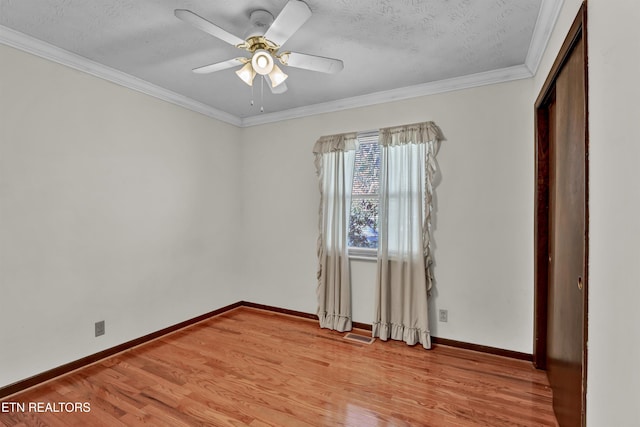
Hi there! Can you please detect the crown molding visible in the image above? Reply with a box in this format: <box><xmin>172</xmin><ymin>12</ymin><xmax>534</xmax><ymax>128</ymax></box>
<box><xmin>240</xmin><ymin>64</ymin><xmax>533</xmax><ymax>127</ymax></box>
<box><xmin>0</xmin><ymin>25</ymin><xmax>242</xmax><ymax>127</ymax></box>
<box><xmin>525</xmin><ymin>0</ymin><xmax>565</xmax><ymax>74</ymax></box>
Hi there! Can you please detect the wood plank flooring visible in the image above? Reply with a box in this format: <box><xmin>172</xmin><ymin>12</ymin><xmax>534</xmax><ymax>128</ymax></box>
<box><xmin>0</xmin><ymin>307</ymin><xmax>558</xmax><ymax>426</ymax></box>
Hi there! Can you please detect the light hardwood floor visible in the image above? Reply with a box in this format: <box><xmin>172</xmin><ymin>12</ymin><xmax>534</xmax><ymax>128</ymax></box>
<box><xmin>0</xmin><ymin>307</ymin><xmax>558</xmax><ymax>426</ymax></box>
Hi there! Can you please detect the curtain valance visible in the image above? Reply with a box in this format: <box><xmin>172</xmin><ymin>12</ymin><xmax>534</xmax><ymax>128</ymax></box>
<box><xmin>313</xmin><ymin>132</ymin><xmax>358</xmax><ymax>154</ymax></box>
<box><xmin>379</xmin><ymin>121</ymin><xmax>441</xmax><ymax>147</ymax></box>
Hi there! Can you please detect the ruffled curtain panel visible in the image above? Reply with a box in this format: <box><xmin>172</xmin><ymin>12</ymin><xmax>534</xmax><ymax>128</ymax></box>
<box><xmin>372</xmin><ymin>121</ymin><xmax>441</xmax><ymax>349</ymax></box>
<box><xmin>313</xmin><ymin>132</ymin><xmax>358</xmax><ymax>332</ymax></box>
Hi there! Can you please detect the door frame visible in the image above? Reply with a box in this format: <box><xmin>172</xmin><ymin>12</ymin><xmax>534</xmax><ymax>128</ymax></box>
<box><xmin>533</xmin><ymin>1</ymin><xmax>589</xmax><ymax>423</ymax></box>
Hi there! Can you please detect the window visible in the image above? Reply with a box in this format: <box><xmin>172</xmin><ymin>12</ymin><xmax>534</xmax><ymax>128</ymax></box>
<box><xmin>348</xmin><ymin>132</ymin><xmax>380</xmax><ymax>256</ymax></box>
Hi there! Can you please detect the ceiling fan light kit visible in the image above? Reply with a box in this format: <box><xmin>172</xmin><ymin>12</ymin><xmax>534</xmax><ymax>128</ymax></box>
<box><xmin>251</xmin><ymin>49</ymin><xmax>275</xmax><ymax>75</ymax></box>
<box><xmin>235</xmin><ymin>62</ymin><xmax>256</xmax><ymax>86</ymax></box>
<box><xmin>269</xmin><ymin>64</ymin><xmax>288</xmax><ymax>87</ymax></box>
<box><xmin>175</xmin><ymin>0</ymin><xmax>343</xmax><ymax>102</ymax></box>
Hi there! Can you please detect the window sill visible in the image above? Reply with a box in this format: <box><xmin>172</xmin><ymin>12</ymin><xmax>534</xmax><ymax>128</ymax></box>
<box><xmin>348</xmin><ymin>247</ymin><xmax>377</xmax><ymax>261</ymax></box>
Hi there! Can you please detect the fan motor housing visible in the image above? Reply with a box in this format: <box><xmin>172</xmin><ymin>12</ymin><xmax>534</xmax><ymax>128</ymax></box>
<box><xmin>244</xmin><ymin>9</ymin><xmax>274</xmax><ymax>38</ymax></box>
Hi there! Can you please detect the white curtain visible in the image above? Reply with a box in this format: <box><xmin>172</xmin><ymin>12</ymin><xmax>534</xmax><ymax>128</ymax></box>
<box><xmin>313</xmin><ymin>133</ymin><xmax>357</xmax><ymax>332</ymax></box>
<box><xmin>372</xmin><ymin>122</ymin><xmax>440</xmax><ymax>349</ymax></box>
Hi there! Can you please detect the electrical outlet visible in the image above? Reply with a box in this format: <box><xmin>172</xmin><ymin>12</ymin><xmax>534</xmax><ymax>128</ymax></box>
<box><xmin>95</xmin><ymin>320</ymin><xmax>105</xmax><ymax>337</ymax></box>
<box><xmin>438</xmin><ymin>309</ymin><xmax>448</xmax><ymax>322</ymax></box>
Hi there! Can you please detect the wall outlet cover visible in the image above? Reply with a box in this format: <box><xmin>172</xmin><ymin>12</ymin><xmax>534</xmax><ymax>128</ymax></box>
<box><xmin>95</xmin><ymin>320</ymin><xmax>105</xmax><ymax>337</ymax></box>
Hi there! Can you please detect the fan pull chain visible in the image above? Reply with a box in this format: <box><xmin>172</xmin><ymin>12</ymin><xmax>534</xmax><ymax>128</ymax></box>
<box><xmin>250</xmin><ymin>83</ymin><xmax>254</xmax><ymax>107</ymax></box>
<box><xmin>260</xmin><ymin>76</ymin><xmax>264</xmax><ymax>113</ymax></box>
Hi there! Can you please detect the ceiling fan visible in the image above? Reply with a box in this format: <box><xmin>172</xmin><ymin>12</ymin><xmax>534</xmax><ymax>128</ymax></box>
<box><xmin>175</xmin><ymin>0</ymin><xmax>344</xmax><ymax>95</ymax></box>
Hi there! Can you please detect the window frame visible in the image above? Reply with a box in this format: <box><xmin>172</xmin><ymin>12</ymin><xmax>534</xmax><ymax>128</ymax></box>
<box><xmin>348</xmin><ymin>131</ymin><xmax>380</xmax><ymax>260</ymax></box>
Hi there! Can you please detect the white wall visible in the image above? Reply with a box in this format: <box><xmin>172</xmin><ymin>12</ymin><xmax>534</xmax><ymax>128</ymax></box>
<box><xmin>239</xmin><ymin>78</ymin><xmax>535</xmax><ymax>353</ymax></box>
<box><xmin>533</xmin><ymin>0</ymin><xmax>640</xmax><ymax>424</ymax></box>
<box><xmin>587</xmin><ymin>0</ymin><xmax>640</xmax><ymax>425</ymax></box>
<box><xmin>0</xmin><ymin>44</ymin><xmax>243</xmax><ymax>388</ymax></box>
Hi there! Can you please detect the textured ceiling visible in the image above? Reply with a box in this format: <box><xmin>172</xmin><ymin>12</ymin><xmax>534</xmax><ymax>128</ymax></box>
<box><xmin>0</xmin><ymin>0</ymin><xmax>550</xmax><ymax>124</ymax></box>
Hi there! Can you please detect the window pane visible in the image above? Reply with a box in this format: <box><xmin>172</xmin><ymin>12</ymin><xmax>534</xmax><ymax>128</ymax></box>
<box><xmin>349</xmin><ymin>198</ymin><xmax>379</xmax><ymax>248</ymax></box>
<box><xmin>352</xmin><ymin>142</ymin><xmax>380</xmax><ymax>196</ymax></box>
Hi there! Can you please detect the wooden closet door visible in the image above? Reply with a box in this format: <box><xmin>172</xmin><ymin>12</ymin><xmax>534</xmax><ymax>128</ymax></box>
<box><xmin>534</xmin><ymin>4</ymin><xmax>588</xmax><ymax>426</ymax></box>
<box><xmin>547</xmin><ymin>35</ymin><xmax>587</xmax><ymax>427</ymax></box>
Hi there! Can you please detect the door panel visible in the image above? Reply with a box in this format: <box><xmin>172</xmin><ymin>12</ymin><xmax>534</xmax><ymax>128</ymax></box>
<box><xmin>534</xmin><ymin>4</ymin><xmax>588</xmax><ymax>426</ymax></box>
<box><xmin>546</xmin><ymin>36</ymin><xmax>586</xmax><ymax>427</ymax></box>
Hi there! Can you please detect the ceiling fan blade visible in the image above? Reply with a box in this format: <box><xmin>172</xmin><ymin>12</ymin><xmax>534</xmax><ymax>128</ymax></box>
<box><xmin>175</xmin><ymin>9</ymin><xmax>245</xmax><ymax>46</ymax></box>
<box><xmin>266</xmin><ymin>76</ymin><xmax>288</xmax><ymax>94</ymax></box>
<box><xmin>264</xmin><ymin>0</ymin><xmax>312</xmax><ymax>47</ymax></box>
<box><xmin>193</xmin><ymin>58</ymin><xmax>246</xmax><ymax>74</ymax></box>
<box><xmin>281</xmin><ymin>52</ymin><xmax>344</xmax><ymax>74</ymax></box>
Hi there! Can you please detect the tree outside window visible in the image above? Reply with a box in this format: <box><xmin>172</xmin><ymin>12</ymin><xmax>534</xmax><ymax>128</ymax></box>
<box><xmin>348</xmin><ymin>135</ymin><xmax>379</xmax><ymax>249</ymax></box>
